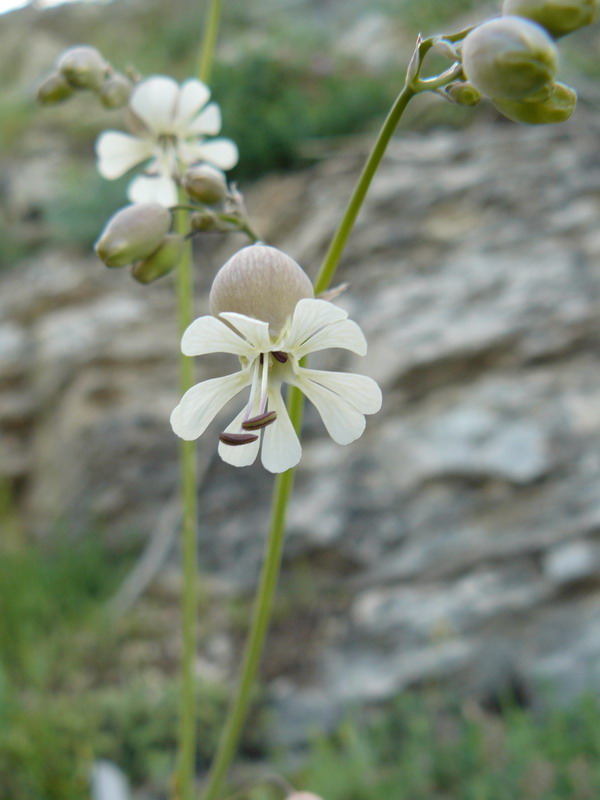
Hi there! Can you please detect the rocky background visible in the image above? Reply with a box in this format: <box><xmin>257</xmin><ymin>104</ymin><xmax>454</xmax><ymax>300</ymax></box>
<box><xmin>2</xmin><ymin>0</ymin><xmax>600</xmax><ymax>750</ymax></box>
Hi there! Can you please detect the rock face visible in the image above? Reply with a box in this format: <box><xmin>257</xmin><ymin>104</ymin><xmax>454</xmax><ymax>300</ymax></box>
<box><xmin>3</xmin><ymin>104</ymin><xmax>600</xmax><ymax>740</ymax></box>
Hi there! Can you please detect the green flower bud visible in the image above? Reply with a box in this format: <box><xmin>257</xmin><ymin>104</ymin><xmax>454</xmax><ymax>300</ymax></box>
<box><xmin>209</xmin><ymin>244</ymin><xmax>314</xmax><ymax>335</ymax></box>
<box><xmin>57</xmin><ymin>46</ymin><xmax>108</xmax><ymax>91</ymax></box>
<box><xmin>461</xmin><ymin>16</ymin><xmax>558</xmax><ymax>101</ymax></box>
<box><xmin>131</xmin><ymin>234</ymin><xmax>184</xmax><ymax>284</ymax></box>
<box><xmin>446</xmin><ymin>81</ymin><xmax>482</xmax><ymax>106</ymax></box>
<box><xmin>98</xmin><ymin>73</ymin><xmax>132</xmax><ymax>109</ymax></box>
<box><xmin>492</xmin><ymin>80</ymin><xmax>577</xmax><ymax>123</ymax></box>
<box><xmin>190</xmin><ymin>210</ymin><xmax>221</xmax><ymax>232</ymax></box>
<box><xmin>36</xmin><ymin>72</ymin><xmax>75</xmax><ymax>105</ymax></box>
<box><xmin>95</xmin><ymin>204</ymin><xmax>172</xmax><ymax>268</ymax></box>
<box><xmin>502</xmin><ymin>0</ymin><xmax>598</xmax><ymax>37</ymax></box>
<box><xmin>182</xmin><ymin>164</ymin><xmax>228</xmax><ymax>205</ymax></box>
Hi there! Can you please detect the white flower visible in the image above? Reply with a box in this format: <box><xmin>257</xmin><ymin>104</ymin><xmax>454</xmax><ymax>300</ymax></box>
<box><xmin>96</xmin><ymin>75</ymin><xmax>238</xmax><ymax>207</ymax></box>
<box><xmin>170</xmin><ymin>298</ymin><xmax>382</xmax><ymax>473</ymax></box>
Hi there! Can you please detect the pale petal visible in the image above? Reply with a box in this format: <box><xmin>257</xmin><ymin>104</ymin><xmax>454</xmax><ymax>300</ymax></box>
<box><xmin>285</xmin><ymin>299</ymin><xmax>348</xmax><ymax>352</ymax></box>
<box><xmin>298</xmin><ymin>368</ymin><xmax>382</xmax><ymax>414</ymax></box>
<box><xmin>261</xmin><ymin>386</ymin><xmax>302</xmax><ymax>473</ymax></box>
<box><xmin>294</xmin><ymin>318</ymin><xmax>367</xmax><ymax>358</ymax></box>
<box><xmin>181</xmin><ymin>315</ymin><xmax>256</xmax><ymax>359</ymax></box>
<box><xmin>181</xmin><ymin>139</ymin><xmax>239</xmax><ymax>170</ymax></box>
<box><xmin>187</xmin><ymin>102</ymin><xmax>222</xmax><ymax>135</ymax></box>
<box><xmin>218</xmin><ymin>312</ymin><xmax>272</xmax><ymax>351</ymax></box>
<box><xmin>174</xmin><ymin>79</ymin><xmax>211</xmax><ymax>128</ymax></box>
<box><xmin>130</xmin><ymin>76</ymin><xmax>179</xmax><ymax>135</ymax></box>
<box><xmin>218</xmin><ymin>405</ymin><xmax>261</xmax><ymax>468</ymax></box>
<box><xmin>170</xmin><ymin>371</ymin><xmax>249</xmax><ymax>440</ymax></box>
<box><xmin>96</xmin><ymin>131</ymin><xmax>154</xmax><ymax>179</ymax></box>
<box><xmin>291</xmin><ymin>372</ymin><xmax>367</xmax><ymax>445</ymax></box>
<box><xmin>127</xmin><ymin>173</ymin><xmax>179</xmax><ymax>207</ymax></box>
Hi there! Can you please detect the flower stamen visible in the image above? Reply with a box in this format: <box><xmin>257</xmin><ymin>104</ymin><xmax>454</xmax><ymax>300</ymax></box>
<box><xmin>219</xmin><ymin>432</ymin><xmax>259</xmax><ymax>446</ymax></box>
<box><xmin>271</xmin><ymin>351</ymin><xmax>288</xmax><ymax>363</ymax></box>
<box><xmin>242</xmin><ymin>410</ymin><xmax>277</xmax><ymax>431</ymax></box>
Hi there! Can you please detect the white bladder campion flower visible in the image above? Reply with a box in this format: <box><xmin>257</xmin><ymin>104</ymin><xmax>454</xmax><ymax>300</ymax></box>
<box><xmin>96</xmin><ymin>75</ymin><xmax>238</xmax><ymax>207</ymax></box>
<box><xmin>170</xmin><ymin>245</ymin><xmax>382</xmax><ymax>473</ymax></box>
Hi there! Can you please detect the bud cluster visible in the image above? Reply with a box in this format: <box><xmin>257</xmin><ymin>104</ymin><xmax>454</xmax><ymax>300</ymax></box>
<box><xmin>94</xmin><ymin>204</ymin><xmax>184</xmax><ymax>284</ymax></box>
<box><xmin>458</xmin><ymin>0</ymin><xmax>595</xmax><ymax>124</ymax></box>
<box><xmin>37</xmin><ymin>46</ymin><xmax>132</xmax><ymax>110</ymax></box>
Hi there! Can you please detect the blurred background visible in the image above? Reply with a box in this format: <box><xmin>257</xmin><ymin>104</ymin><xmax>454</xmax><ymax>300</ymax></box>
<box><xmin>2</xmin><ymin>0</ymin><xmax>600</xmax><ymax>797</ymax></box>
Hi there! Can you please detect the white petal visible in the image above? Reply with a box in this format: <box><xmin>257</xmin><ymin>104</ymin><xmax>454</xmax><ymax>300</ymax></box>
<box><xmin>261</xmin><ymin>387</ymin><xmax>302</xmax><ymax>473</ymax></box>
<box><xmin>291</xmin><ymin>372</ymin><xmax>367</xmax><ymax>445</ymax></box>
<box><xmin>182</xmin><ymin>139</ymin><xmax>239</xmax><ymax>170</ymax></box>
<box><xmin>218</xmin><ymin>405</ymin><xmax>261</xmax><ymax>468</ymax></box>
<box><xmin>170</xmin><ymin>371</ymin><xmax>250</xmax><ymax>440</ymax></box>
<box><xmin>130</xmin><ymin>76</ymin><xmax>179</xmax><ymax>135</ymax></box>
<box><xmin>294</xmin><ymin>318</ymin><xmax>367</xmax><ymax>359</ymax></box>
<box><xmin>219</xmin><ymin>312</ymin><xmax>272</xmax><ymax>352</ymax></box>
<box><xmin>285</xmin><ymin>299</ymin><xmax>348</xmax><ymax>352</ymax></box>
<box><xmin>96</xmin><ymin>131</ymin><xmax>154</xmax><ymax>179</ymax></box>
<box><xmin>187</xmin><ymin>102</ymin><xmax>222</xmax><ymax>135</ymax></box>
<box><xmin>174</xmin><ymin>79</ymin><xmax>211</xmax><ymax>129</ymax></box>
<box><xmin>127</xmin><ymin>173</ymin><xmax>179</xmax><ymax>207</ymax></box>
<box><xmin>298</xmin><ymin>368</ymin><xmax>382</xmax><ymax>414</ymax></box>
<box><xmin>181</xmin><ymin>316</ymin><xmax>256</xmax><ymax>359</ymax></box>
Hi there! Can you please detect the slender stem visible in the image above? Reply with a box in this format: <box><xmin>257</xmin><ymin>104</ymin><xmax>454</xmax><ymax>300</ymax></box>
<box><xmin>197</xmin><ymin>0</ymin><xmax>223</xmax><ymax>84</ymax></box>
<box><xmin>201</xmin><ymin>77</ymin><xmax>422</xmax><ymax>800</ymax></box>
<box><xmin>175</xmin><ymin>208</ymin><xmax>199</xmax><ymax>800</ymax></box>
<box><xmin>313</xmin><ymin>83</ymin><xmax>415</xmax><ymax>295</ymax></box>
<box><xmin>200</xmin><ymin>392</ymin><xmax>303</xmax><ymax>800</ymax></box>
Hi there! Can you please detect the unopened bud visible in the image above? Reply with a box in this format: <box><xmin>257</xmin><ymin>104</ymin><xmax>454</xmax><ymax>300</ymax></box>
<box><xmin>446</xmin><ymin>81</ymin><xmax>482</xmax><ymax>106</ymax></box>
<box><xmin>502</xmin><ymin>0</ymin><xmax>598</xmax><ymax>37</ymax></box>
<box><xmin>190</xmin><ymin>211</ymin><xmax>221</xmax><ymax>232</ymax></box>
<box><xmin>98</xmin><ymin>73</ymin><xmax>132</xmax><ymax>109</ymax></box>
<box><xmin>461</xmin><ymin>16</ymin><xmax>558</xmax><ymax>101</ymax></box>
<box><xmin>131</xmin><ymin>234</ymin><xmax>185</xmax><ymax>284</ymax></box>
<box><xmin>95</xmin><ymin>204</ymin><xmax>171</xmax><ymax>268</ymax></box>
<box><xmin>209</xmin><ymin>244</ymin><xmax>314</xmax><ymax>335</ymax></box>
<box><xmin>182</xmin><ymin>164</ymin><xmax>228</xmax><ymax>205</ymax></box>
<box><xmin>37</xmin><ymin>72</ymin><xmax>75</xmax><ymax>105</ymax></box>
<box><xmin>57</xmin><ymin>46</ymin><xmax>108</xmax><ymax>91</ymax></box>
<box><xmin>492</xmin><ymin>80</ymin><xmax>577</xmax><ymax>123</ymax></box>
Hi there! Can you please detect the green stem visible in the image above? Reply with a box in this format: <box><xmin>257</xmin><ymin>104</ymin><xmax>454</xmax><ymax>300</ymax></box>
<box><xmin>313</xmin><ymin>83</ymin><xmax>415</xmax><ymax>295</ymax></box>
<box><xmin>200</xmin><ymin>391</ymin><xmax>303</xmax><ymax>800</ymax></box>
<box><xmin>175</xmin><ymin>209</ymin><xmax>199</xmax><ymax>800</ymax></box>
<box><xmin>197</xmin><ymin>0</ymin><xmax>223</xmax><ymax>84</ymax></box>
<box><xmin>199</xmin><ymin>82</ymin><xmax>421</xmax><ymax>799</ymax></box>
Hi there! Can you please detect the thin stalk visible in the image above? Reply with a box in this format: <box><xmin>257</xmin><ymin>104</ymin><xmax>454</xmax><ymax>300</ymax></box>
<box><xmin>313</xmin><ymin>83</ymin><xmax>415</xmax><ymax>294</ymax></box>
<box><xmin>199</xmin><ymin>84</ymin><xmax>420</xmax><ymax>800</ymax></box>
<box><xmin>197</xmin><ymin>0</ymin><xmax>223</xmax><ymax>84</ymax></box>
<box><xmin>175</xmin><ymin>209</ymin><xmax>199</xmax><ymax>800</ymax></box>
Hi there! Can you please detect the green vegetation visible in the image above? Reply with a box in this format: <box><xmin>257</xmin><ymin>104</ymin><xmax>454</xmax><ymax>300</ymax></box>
<box><xmin>3</xmin><ymin>508</ymin><xmax>600</xmax><ymax>800</ymax></box>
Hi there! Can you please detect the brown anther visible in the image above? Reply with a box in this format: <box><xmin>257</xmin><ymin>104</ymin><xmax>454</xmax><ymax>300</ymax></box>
<box><xmin>271</xmin><ymin>351</ymin><xmax>288</xmax><ymax>363</ymax></box>
<box><xmin>219</xmin><ymin>432</ymin><xmax>259</xmax><ymax>446</ymax></box>
<box><xmin>242</xmin><ymin>411</ymin><xmax>277</xmax><ymax>431</ymax></box>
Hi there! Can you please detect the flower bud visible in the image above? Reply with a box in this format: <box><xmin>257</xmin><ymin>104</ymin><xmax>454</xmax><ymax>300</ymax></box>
<box><xmin>57</xmin><ymin>46</ymin><xmax>108</xmax><ymax>91</ymax></box>
<box><xmin>461</xmin><ymin>16</ymin><xmax>558</xmax><ymax>102</ymax></box>
<box><xmin>446</xmin><ymin>81</ymin><xmax>482</xmax><ymax>106</ymax></box>
<box><xmin>98</xmin><ymin>73</ymin><xmax>132</xmax><ymax>109</ymax></box>
<box><xmin>502</xmin><ymin>0</ymin><xmax>598</xmax><ymax>37</ymax></box>
<box><xmin>36</xmin><ymin>72</ymin><xmax>75</xmax><ymax>105</ymax></box>
<box><xmin>492</xmin><ymin>80</ymin><xmax>577</xmax><ymax>123</ymax></box>
<box><xmin>131</xmin><ymin>234</ymin><xmax>184</xmax><ymax>284</ymax></box>
<box><xmin>190</xmin><ymin>210</ymin><xmax>221</xmax><ymax>232</ymax></box>
<box><xmin>95</xmin><ymin>204</ymin><xmax>172</xmax><ymax>268</ymax></box>
<box><xmin>209</xmin><ymin>244</ymin><xmax>314</xmax><ymax>335</ymax></box>
<box><xmin>182</xmin><ymin>164</ymin><xmax>228</xmax><ymax>205</ymax></box>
